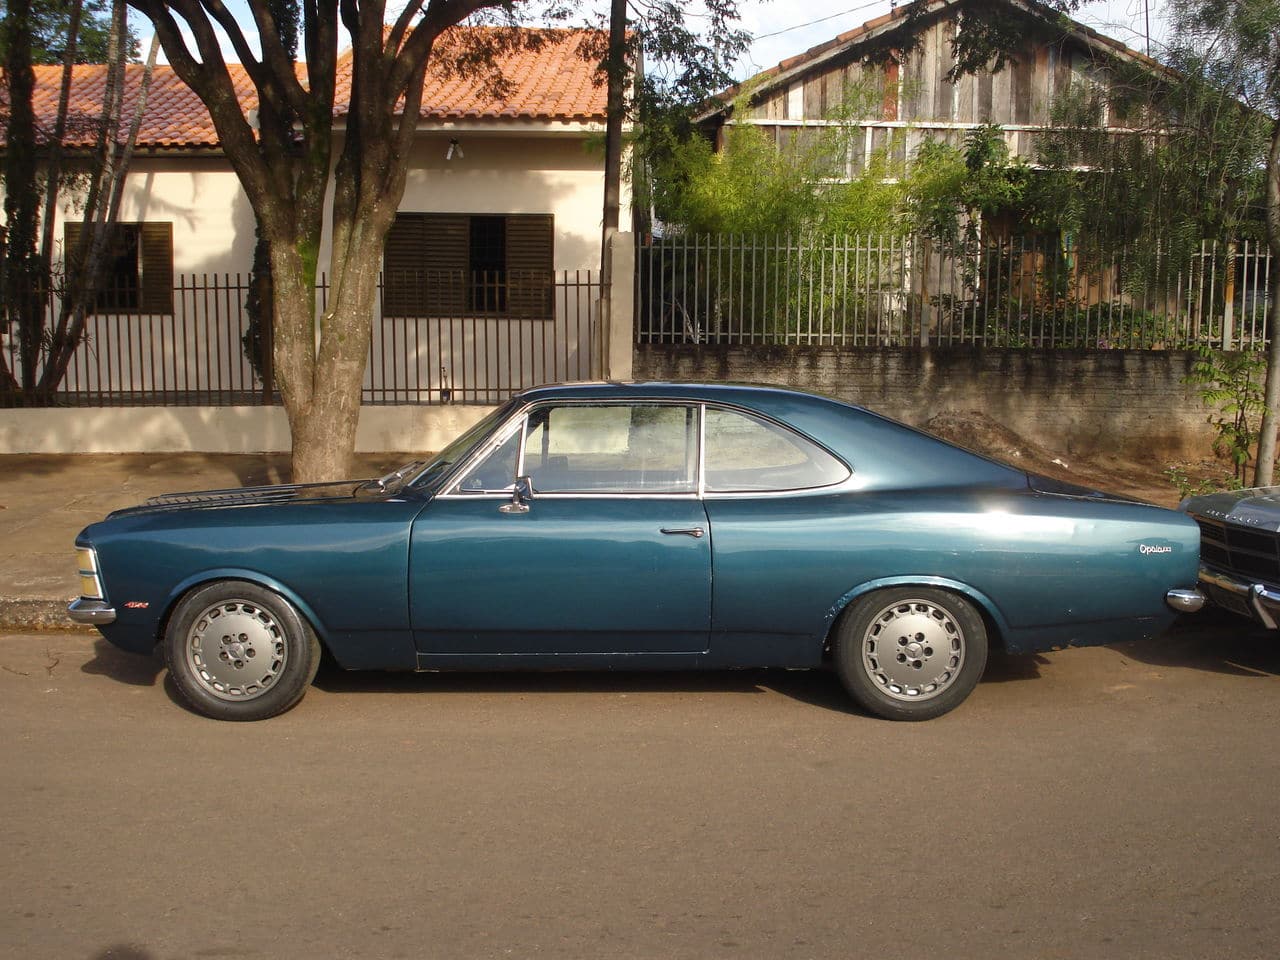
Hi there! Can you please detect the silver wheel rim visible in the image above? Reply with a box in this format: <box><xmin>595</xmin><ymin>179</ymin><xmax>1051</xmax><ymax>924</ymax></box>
<box><xmin>184</xmin><ymin>600</ymin><xmax>288</xmax><ymax>702</ymax></box>
<box><xmin>861</xmin><ymin>598</ymin><xmax>965</xmax><ymax>703</ymax></box>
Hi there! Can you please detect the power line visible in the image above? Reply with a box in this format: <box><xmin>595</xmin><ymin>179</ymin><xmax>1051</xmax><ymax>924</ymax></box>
<box><xmin>753</xmin><ymin>1</ymin><xmax>888</xmax><ymax>42</ymax></box>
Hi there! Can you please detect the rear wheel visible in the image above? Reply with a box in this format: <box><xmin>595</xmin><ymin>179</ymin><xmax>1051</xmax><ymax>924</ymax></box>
<box><xmin>164</xmin><ymin>580</ymin><xmax>320</xmax><ymax>721</ymax></box>
<box><xmin>835</xmin><ymin>587</ymin><xmax>988</xmax><ymax>721</ymax></box>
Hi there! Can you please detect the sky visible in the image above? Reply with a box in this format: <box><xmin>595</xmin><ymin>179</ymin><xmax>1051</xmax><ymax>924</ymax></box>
<box><xmin>137</xmin><ymin>0</ymin><xmax>1173</xmax><ymax>79</ymax></box>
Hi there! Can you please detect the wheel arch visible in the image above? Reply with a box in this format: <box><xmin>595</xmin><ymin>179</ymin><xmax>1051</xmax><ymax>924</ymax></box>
<box><xmin>154</xmin><ymin>568</ymin><xmax>330</xmax><ymax>653</ymax></box>
<box><xmin>824</xmin><ymin>576</ymin><xmax>1010</xmax><ymax>655</ymax></box>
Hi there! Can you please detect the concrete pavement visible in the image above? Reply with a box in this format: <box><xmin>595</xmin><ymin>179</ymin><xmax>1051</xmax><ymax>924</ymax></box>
<box><xmin>0</xmin><ymin>452</ymin><xmax>404</xmax><ymax>630</ymax></box>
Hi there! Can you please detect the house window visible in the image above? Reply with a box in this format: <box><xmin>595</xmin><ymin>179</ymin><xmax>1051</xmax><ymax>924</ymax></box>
<box><xmin>383</xmin><ymin>213</ymin><xmax>553</xmax><ymax>319</ymax></box>
<box><xmin>63</xmin><ymin>221</ymin><xmax>174</xmax><ymax>314</ymax></box>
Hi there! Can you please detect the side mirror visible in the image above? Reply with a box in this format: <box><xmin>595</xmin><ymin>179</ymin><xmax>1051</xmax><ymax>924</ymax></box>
<box><xmin>499</xmin><ymin>475</ymin><xmax>534</xmax><ymax>514</ymax></box>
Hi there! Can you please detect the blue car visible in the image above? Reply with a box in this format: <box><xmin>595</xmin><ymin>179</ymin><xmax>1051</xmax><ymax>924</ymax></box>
<box><xmin>70</xmin><ymin>382</ymin><xmax>1204</xmax><ymax>721</ymax></box>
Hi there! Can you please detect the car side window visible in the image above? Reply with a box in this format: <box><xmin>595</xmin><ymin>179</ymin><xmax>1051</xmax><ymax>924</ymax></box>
<box><xmin>522</xmin><ymin>404</ymin><xmax>697</xmax><ymax>494</ymax></box>
<box><xmin>703</xmin><ymin>407</ymin><xmax>849</xmax><ymax>492</ymax></box>
<box><xmin>454</xmin><ymin>424</ymin><xmax>522</xmax><ymax>493</ymax></box>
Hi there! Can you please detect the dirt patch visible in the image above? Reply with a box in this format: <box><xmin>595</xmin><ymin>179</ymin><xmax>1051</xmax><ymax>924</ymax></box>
<box><xmin>922</xmin><ymin>410</ymin><xmax>1233</xmax><ymax>508</ymax></box>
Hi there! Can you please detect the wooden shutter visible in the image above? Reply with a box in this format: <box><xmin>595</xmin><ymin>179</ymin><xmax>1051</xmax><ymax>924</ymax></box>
<box><xmin>505</xmin><ymin>214</ymin><xmax>553</xmax><ymax>319</ymax></box>
<box><xmin>139</xmin><ymin>222</ymin><xmax>173</xmax><ymax>314</ymax></box>
<box><xmin>64</xmin><ymin>221</ymin><xmax>172</xmax><ymax>314</ymax></box>
<box><xmin>383</xmin><ymin>213</ymin><xmax>468</xmax><ymax>317</ymax></box>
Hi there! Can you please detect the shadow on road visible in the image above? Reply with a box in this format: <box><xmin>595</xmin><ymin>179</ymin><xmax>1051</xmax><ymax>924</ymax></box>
<box><xmin>312</xmin><ymin>661</ymin><xmax>777</xmax><ymax>698</ymax></box>
<box><xmin>80</xmin><ymin>639</ymin><xmax>163</xmax><ymax>687</ymax></box>
<box><xmin>1111</xmin><ymin>608</ymin><xmax>1280</xmax><ymax>678</ymax></box>
<box><xmin>89</xmin><ymin>946</ymin><xmax>154</xmax><ymax>960</ymax></box>
<box><xmin>981</xmin><ymin>650</ymin><xmax>1048</xmax><ymax>684</ymax></box>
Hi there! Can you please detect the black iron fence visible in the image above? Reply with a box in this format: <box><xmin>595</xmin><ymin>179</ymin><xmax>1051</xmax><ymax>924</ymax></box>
<box><xmin>637</xmin><ymin>234</ymin><xmax>1273</xmax><ymax>350</ymax></box>
<box><xmin>1</xmin><ymin>270</ymin><xmax>602</xmax><ymax>407</ymax></box>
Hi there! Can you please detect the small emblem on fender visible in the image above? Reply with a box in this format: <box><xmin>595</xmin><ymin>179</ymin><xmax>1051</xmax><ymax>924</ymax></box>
<box><xmin>1139</xmin><ymin>544</ymin><xmax>1172</xmax><ymax>556</ymax></box>
<box><xmin>123</xmin><ymin>600</ymin><xmax>150</xmax><ymax>609</ymax></box>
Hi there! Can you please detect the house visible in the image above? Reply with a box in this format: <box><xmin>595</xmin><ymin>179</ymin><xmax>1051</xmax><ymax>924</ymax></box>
<box><xmin>700</xmin><ymin>0</ymin><xmax>1171</xmax><ymax>177</ymax></box>
<box><xmin>3</xmin><ymin>27</ymin><xmax>624</xmax><ymax>443</ymax></box>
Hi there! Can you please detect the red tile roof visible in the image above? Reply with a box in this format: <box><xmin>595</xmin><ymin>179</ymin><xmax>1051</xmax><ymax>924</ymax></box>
<box><xmin>22</xmin><ymin>27</ymin><xmax>606</xmax><ymax>151</ymax></box>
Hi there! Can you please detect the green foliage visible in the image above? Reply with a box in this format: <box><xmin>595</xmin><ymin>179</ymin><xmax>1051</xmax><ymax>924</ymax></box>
<box><xmin>0</xmin><ymin>0</ymin><xmax>136</xmax><ymax>63</ymax></box>
<box><xmin>1034</xmin><ymin>31</ymin><xmax>1268</xmax><ymax>290</ymax></box>
<box><xmin>1186</xmin><ymin>344</ymin><xmax>1268</xmax><ymax>482</ymax></box>
<box><xmin>652</xmin><ymin>84</ymin><xmax>907</xmax><ymax>238</ymax></box>
<box><xmin>1163</xmin><ymin>464</ymin><xmax>1242</xmax><ymax>498</ymax></box>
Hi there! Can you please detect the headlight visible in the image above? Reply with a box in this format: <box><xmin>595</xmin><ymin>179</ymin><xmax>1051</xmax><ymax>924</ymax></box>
<box><xmin>76</xmin><ymin>546</ymin><xmax>104</xmax><ymax>600</ymax></box>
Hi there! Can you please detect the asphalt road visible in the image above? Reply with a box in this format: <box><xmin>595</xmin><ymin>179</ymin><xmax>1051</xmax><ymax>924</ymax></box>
<box><xmin>2</xmin><ymin>614</ymin><xmax>1279</xmax><ymax>960</ymax></box>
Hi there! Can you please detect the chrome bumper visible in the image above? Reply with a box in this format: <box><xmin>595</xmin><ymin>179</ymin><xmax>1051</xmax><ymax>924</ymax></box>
<box><xmin>67</xmin><ymin>598</ymin><xmax>117</xmax><ymax>625</ymax></box>
<box><xmin>1165</xmin><ymin>588</ymin><xmax>1206</xmax><ymax>614</ymax></box>
<box><xmin>1198</xmin><ymin>566</ymin><xmax>1280</xmax><ymax>629</ymax></box>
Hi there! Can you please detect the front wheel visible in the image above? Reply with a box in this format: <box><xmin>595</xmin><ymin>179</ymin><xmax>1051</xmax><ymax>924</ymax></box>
<box><xmin>835</xmin><ymin>587</ymin><xmax>988</xmax><ymax>721</ymax></box>
<box><xmin>164</xmin><ymin>580</ymin><xmax>321</xmax><ymax>721</ymax></box>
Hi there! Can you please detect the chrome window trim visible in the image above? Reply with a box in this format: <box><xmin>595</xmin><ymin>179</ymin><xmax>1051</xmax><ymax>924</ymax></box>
<box><xmin>433</xmin><ymin>394</ymin><xmax>855</xmax><ymax>502</ymax></box>
<box><xmin>508</xmin><ymin>399</ymin><xmax>700</xmax><ymax>497</ymax></box>
<box><xmin>700</xmin><ymin>403</ymin><xmax>853</xmax><ymax>496</ymax></box>
<box><xmin>443</xmin><ymin>412</ymin><xmax>529</xmax><ymax>497</ymax></box>
<box><xmin>437</xmin><ymin>491</ymin><xmax>703</xmax><ymax>501</ymax></box>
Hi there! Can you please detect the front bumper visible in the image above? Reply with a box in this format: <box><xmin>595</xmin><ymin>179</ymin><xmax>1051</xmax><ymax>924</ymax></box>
<box><xmin>1198</xmin><ymin>566</ymin><xmax>1280</xmax><ymax>629</ymax></box>
<box><xmin>67</xmin><ymin>598</ymin><xmax>117</xmax><ymax>626</ymax></box>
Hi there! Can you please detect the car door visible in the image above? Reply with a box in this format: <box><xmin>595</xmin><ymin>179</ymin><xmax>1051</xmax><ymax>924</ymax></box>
<box><xmin>409</xmin><ymin>401</ymin><xmax>711</xmax><ymax>657</ymax></box>
<box><xmin>696</xmin><ymin>404</ymin><xmax>855</xmax><ymax>666</ymax></box>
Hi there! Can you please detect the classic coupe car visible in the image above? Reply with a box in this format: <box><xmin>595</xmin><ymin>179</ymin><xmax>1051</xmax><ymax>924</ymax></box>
<box><xmin>1181</xmin><ymin>487</ymin><xmax>1280</xmax><ymax>628</ymax></box>
<box><xmin>71</xmin><ymin>382</ymin><xmax>1204</xmax><ymax>722</ymax></box>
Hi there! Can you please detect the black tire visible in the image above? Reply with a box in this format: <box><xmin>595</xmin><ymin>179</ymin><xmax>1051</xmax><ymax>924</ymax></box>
<box><xmin>834</xmin><ymin>587</ymin><xmax>988</xmax><ymax>721</ymax></box>
<box><xmin>163</xmin><ymin>580</ymin><xmax>321</xmax><ymax>721</ymax></box>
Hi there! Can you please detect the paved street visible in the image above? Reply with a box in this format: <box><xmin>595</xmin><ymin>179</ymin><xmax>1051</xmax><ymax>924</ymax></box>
<box><xmin>2</xmin><ymin>614</ymin><xmax>1278</xmax><ymax>960</ymax></box>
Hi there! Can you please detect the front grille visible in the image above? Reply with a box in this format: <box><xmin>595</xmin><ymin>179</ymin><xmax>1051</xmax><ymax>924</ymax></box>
<box><xmin>1194</xmin><ymin>515</ymin><xmax>1280</xmax><ymax>584</ymax></box>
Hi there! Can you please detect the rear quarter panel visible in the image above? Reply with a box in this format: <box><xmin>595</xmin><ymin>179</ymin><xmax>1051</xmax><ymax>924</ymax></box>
<box><xmin>705</xmin><ymin>486</ymin><xmax>1199</xmax><ymax>659</ymax></box>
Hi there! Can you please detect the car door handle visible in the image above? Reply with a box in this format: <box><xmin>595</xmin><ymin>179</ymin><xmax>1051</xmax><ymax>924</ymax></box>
<box><xmin>660</xmin><ymin>526</ymin><xmax>705</xmax><ymax>539</ymax></box>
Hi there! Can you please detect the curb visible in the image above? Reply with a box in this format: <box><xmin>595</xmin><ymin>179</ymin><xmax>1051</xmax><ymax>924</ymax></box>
<box><xmin>0</xmin><ymin>598</ymin><xmax>96</xmax><ymax>632</ymax></box>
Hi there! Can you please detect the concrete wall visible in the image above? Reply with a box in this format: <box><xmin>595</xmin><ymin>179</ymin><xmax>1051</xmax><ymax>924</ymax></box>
<box><xmin>635</xmin><ymin>345</ymin><xmax>1218</xmax><ymax>460</ymax></box>
<box><xmin>0</xmin><ymin>404</ymin><xmax>495</xmax><ymax>455</ymax></box>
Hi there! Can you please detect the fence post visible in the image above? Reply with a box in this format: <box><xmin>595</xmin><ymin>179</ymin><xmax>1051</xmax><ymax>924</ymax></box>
<box><xmin>1223</xmin><ymin>241</ymin><xmax>1236</xmax><ymax>351</ymax></box>
<box><xmin>605</xmin><ymin>232</ymin><xmax>635</xmax><ymax>381</ymax></box>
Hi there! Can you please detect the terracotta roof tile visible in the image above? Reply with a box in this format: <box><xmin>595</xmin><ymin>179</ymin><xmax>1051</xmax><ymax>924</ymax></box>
<box><xmin>21</xmin><ymin>27</ymin><xmax>605</xmax><ymax>151</ymax></box>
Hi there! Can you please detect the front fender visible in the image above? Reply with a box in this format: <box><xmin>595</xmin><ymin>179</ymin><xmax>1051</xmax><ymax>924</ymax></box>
<box><xmin>158</xmin><ymin>568</ymin><xmax>331</xmax><ymax>647</ymax></box>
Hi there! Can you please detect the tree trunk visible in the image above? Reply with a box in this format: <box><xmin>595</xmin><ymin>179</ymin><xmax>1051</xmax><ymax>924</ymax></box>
<box><xmin>3</xmin><ymin>0</ymin><xmax>42</xmax><ymax>395</ymax></box>
<box><xmin>269</xmin><ymin>228</ymin><xmax>383</xmax><ymax>484</ymax></box>
<box><xmin>1252</xmin><ymin>117</ymin><xmax>1280</xmax><ymax>487</ymax></box>
<box><xmin>599</xmin><ymin>0</ymin><xmax>627</xmax><ymax>278</ymax></box>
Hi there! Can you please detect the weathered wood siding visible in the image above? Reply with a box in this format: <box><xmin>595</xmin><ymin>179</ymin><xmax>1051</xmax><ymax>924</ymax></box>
<box><xmin>736</xmin><ymin>9</ymin><xmax>1129</xmax><ymax>166</ymax></box>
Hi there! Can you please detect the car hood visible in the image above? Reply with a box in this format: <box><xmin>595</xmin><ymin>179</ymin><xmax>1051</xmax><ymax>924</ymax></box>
<box><xmin>105</xmin><ymin>479</ymin><xmax>386</xmax><ymax>520</ymax></box>
<box><xmin>1181</xmin><ymin>486</ymin><xmax>1280</xmax><ymax>532</ymax></box>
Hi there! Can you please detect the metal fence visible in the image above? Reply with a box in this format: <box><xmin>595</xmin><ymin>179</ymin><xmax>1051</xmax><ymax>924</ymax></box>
<box><xmin>636</xmin><ymin>234</ymin><xmax>1273</xmax><ymax>350</ymax></box>
<box><xmin>1</xmin><ymin>270</ymin><xmax>602</xmax><ymax>407</ymax></box>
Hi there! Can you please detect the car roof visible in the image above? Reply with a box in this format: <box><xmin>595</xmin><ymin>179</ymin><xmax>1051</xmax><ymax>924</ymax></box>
<box><xmin>514</xmin><ymin>380</ymin><xmax>1029</xmax><ymax>493</ymax></box>
<box><xmin>516</xmin><ymin>380</ymin><xmax>854</xmax><ymax>411</ymax></box>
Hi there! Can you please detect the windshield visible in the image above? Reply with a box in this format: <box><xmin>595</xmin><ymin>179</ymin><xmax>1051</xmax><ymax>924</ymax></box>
<box><xmin>404</xmin><ymin>400</ymin><xmax>519</xmax><ymax>493</ymax></box>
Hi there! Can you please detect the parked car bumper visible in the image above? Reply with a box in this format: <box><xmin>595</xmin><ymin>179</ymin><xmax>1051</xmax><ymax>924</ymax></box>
<box><xmin>1198</xmin><ymin>565</ymin><xmax>1280</xmax><ymax>629</ymax></box>
<box><xmin>67</xmin><ymin>598</ymin><xmax>117</xmax><ymax>626</ymax></box>
<box><xmin>1165</xmin><ymin>588</ymin><xmax>1205</xmax><ymax>614</ymax></box>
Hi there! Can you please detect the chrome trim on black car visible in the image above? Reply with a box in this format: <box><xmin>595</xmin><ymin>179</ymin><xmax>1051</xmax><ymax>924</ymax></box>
<box><xmin>1164</xmin><ymin>588</ymin><xmax>1205</xmax><ymax>613</ymax></box>
<box><xmin>1198</xmin><ymin>566</ymin><xmax>1280</xmax><ymax>629</ymax></box>
<box><xmin>67</xmin><ymin>598</ymin><xmax>117</xmax><ymax>625</ymax></box>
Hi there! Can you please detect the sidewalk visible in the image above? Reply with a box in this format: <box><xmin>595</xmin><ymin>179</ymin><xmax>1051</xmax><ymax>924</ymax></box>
<box><xmin>0</xmin><ymin>452</ymin><xmax>399</xmax><ymax>631</ymax></box>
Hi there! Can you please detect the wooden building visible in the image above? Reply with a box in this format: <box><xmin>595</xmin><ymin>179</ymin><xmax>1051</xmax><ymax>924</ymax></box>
<box><xmin>703</xmin><ymin>0</ymin><xmax>1168</xmax><ymax>175</ymax></box>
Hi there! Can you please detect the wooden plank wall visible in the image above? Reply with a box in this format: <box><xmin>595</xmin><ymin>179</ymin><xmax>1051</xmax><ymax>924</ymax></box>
<box><xmin>741</xmin><ymin>12</ymin><xmax>1123</xmax><ymax>163</ymax></box>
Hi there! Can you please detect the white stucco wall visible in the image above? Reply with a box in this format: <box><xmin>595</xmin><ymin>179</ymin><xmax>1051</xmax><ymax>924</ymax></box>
<box><xmin>54</xmin><ymin>159</ymin><xmax>259</xmax><ymax>276</ymax></box>
<box><xmin>51</xmin><ymin>125</ymin><xmax>623</xmax><ymax>278</ymax></box>
<box><xmin>0</xmin><ymin>404</ymin><xmax>496</xmax><ymax>454</ymax></box>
